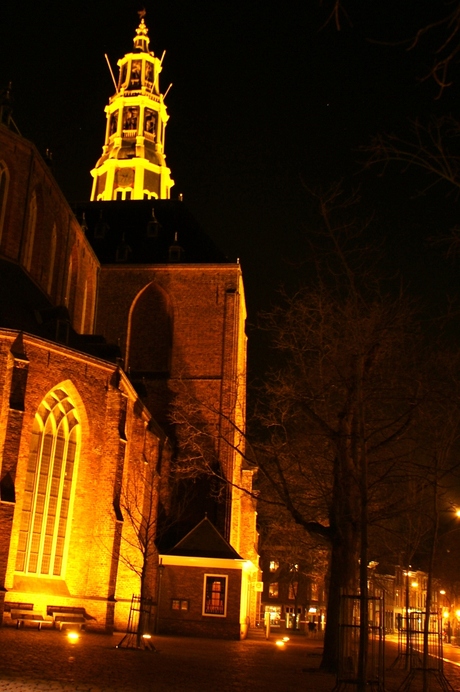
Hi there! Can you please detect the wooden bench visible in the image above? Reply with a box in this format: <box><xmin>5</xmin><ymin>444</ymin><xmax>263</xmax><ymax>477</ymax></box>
<box><xmin>11</xmin><ymin>609</ymin><xmax>45</xmax><ymax>630</ymax></box>
<box><xmin>47</xmin><ymin>605</ymin><xmax>94</xmax><ymax>630</ymax></box>
<box><xmin>4</xmin><ymin>601</ymin><xmax>34</xmax><ymax>613</ymax></box>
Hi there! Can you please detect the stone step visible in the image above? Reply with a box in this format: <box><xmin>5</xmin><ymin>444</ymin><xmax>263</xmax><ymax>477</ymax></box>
<box><xmin>247</xmin><ymin>626</ymin><xmax>267</xmax><ymax>639</ymax></box>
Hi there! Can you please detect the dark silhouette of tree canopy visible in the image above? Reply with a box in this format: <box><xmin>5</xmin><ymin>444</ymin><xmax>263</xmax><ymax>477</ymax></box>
<box><xmin>172</xmin><ymin>186</ymin><xmax>440</xmax><ymax>678</ymax></box>
<box><xmin>321</xmin><ymin>1</ymin><xmax>460</xmax><ymax>96</ymax></box>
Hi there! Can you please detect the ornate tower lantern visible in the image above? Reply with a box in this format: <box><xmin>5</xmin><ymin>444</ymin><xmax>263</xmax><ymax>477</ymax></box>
<box><xmin>90</xmin><ymin>16</ymin><xmax>174</xmax><ymax>201</ymax></box>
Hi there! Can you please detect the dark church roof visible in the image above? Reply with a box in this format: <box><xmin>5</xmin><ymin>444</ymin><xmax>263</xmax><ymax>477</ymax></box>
<box><xmin>163</xmin><ymin>516</ymin><xmax>242</xmax><ymax>560</ymax></box>
<box><xmin>72</xmin><ymin>200</ymin><xmax>230</xmax><ymax>265</ymax></box>
<box><xmin>0</xmin><ymin>259</ymin><xmax>54</xmax><ymax>334</ymax></box>
<box><xmin>0</xmin><ymin>259</ymin><xmax>121</xmax><ymax>362</ymax></box>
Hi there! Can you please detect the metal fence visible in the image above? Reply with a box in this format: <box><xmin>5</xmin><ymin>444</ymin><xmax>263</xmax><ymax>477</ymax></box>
<box><xmin>333</xmin><ymin>594</ymin><xmax>385</xmax><ymax>692</ymax></box>
<box><xmin>394</xmin><ymin>611</ymin><xmax>454</xmax><ymax>692</ymax></box>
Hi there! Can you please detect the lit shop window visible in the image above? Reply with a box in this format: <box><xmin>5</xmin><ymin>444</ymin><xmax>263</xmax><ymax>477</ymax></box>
<box><xmin>269</xmin><ymin>560</ymin><xmax>279</xmax><ymax>572</ymax></box>
<box><xmin>203</xmin><ymin>575</ymin><xmax>227</xmax><ymax>617</ymax></box>
<box><xmin>265</xmin><ymin>606</ymin><xmax>281</xmax><ymax>626</ymax></box>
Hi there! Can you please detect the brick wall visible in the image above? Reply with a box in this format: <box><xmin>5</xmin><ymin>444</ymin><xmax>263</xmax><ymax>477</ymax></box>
<box><xmin>0</xmin><ymin>330</ymin><xmax>164</xmax><ymax>632</ymax></box>
<box><xmin>96</xmin><ymin>265</ymin><xmax>255</xmax><ymax>542</ymax></box>
<box><xmin>158</xmin><ymin>564</ymin><xmax>242</xmax><ymax>639</ymax></box>
<box><xmin>0</xmin><ymin>126</ymin><xmax>99</xmax><ymax>334</ymax></box>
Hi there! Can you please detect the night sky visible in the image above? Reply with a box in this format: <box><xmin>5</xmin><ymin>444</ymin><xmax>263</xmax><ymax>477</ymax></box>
<box><xmin>1</xmin><ymin>1</ymin><xmax>458</xmax><ymax>374</ymax></box>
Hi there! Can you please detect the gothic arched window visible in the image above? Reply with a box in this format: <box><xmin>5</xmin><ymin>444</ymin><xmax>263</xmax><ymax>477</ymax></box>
<box><xmin>80</xmin><ymin>280</ymin><xmax>88</xmax><ymax>334</ymax></box>
<box><xmin>23</xmin><ymin>189</ymin><xmax>37</xmax><ymax>272</ymax></box>
<box><xmin>127</xmin><ymin>283</ymin><xmax>172</xmax><ymax>374</ymax></box>
<box><xmin>15</xmin><ymin>388</ymin><xmax>80</xmax><ymax>577</ymax></box>
<box><xmin>47</xmin><ymin>223</ymin><xmax>57</xmax><ymax>295</ymax></box>
<box><xmin>65</xmin><ymin>256</ymin><xmax>73</xmax><ymax>307</ymax></box>
<box><xmin>0</xmin><ymin>160</ymin><xmax>9</xmax><ymax>245</ymax></box>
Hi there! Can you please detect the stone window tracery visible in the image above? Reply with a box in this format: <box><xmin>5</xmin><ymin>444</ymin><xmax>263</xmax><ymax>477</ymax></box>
<box><xmin>15</xmin><ymin>388</ymin><xmax>80</xmax><ymax>577</ymax></box>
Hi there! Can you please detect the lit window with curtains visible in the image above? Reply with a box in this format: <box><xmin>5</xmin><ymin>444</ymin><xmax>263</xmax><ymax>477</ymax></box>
<box><xmin>15</xmin><ymin>388</ymin><xmax>80</xmax><ymax>577</ymax></box>
<box><xmin>203</xmin><ymin>575</ymin><xmax>227</xmax><ymax>617</ymax></box>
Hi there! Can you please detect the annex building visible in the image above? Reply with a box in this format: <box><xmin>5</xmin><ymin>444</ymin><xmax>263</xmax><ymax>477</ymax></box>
<box><xmin>0</xmin><ymin>17</ymin><xmax>259</xmax><ymax>638</ymax></box>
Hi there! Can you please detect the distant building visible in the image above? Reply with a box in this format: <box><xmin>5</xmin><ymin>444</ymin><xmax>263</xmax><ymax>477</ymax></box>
<box><xmin>259</xmin><ymin>554</ymin><xmax>327</xmax><ymax>635</ymax></box>
<box><xmin>0</xmin><ymin>16</ymin><xmax>259</xmax><ymax>637</ymax></box>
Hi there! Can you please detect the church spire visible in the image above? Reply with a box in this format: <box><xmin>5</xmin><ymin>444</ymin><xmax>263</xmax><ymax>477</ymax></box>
<box><xmin>90</xmin><ymin>15</ymin><xmax>174</xmax><ymax>201</ymax></box>
<box><xmin>133</xmin><ymin>15</ymin><xmax>150</xmax><ymax>53</ymax></box>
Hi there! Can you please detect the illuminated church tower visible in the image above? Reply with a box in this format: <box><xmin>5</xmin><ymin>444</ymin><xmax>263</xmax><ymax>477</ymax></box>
<box><xmin>90</xmin><ymin>17</ymin><xmax>174</xmax><ymax>201</ymax></box>
<box><xmin>0</xmin><ymin>12</ymin><xmax>261</xmax><ymax>637</ymax></box>
<box><xmin>84</xmin><ymin>14</ymin><xmax>261</xmax><ymax>631</ymax></box>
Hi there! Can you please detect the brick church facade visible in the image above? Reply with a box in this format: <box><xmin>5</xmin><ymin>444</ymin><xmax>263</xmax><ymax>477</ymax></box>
<box><xmin>0</xmin><ymin>17</ymin><xmax>259</xmax><ymax>636</ymax></box>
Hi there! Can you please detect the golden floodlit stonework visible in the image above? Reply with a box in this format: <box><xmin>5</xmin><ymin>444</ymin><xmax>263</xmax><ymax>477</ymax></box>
<box><xmin>0</xmin><ymin>16</ymin><xmax>259</xmax><ymax>637</ymax></box>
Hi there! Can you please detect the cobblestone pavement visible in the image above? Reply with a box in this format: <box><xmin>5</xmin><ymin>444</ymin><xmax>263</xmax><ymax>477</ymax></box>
<box><xmin>1</xmin><ymin>627</ymin><xmax>460</xmax><ymax>691</ymax></box>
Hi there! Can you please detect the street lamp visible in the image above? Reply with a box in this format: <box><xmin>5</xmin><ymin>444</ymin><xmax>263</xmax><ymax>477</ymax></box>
<box><xmin>155</xmin><ymin>559</ymin><xmax>165</xmax><ymax>634</ymax></box>
<box><xmin>402</xmin><ymin>568</ymin><xmax>420</xmax><ymax>669</ymax></box>
<box><xmin>67</xmin><ymin>631</ymin><xmax>80</xmax><ymax>643</ymax></box>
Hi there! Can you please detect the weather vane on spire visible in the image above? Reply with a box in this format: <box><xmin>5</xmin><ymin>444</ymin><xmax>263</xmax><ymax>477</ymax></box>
<box><xmin>138</xmin><ymin>8</ymin><xmax>146</xmax><ymax>20</ymax></box>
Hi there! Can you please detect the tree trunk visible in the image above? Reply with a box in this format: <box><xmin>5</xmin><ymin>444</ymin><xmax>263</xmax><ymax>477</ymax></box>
<box><xmin>321</xmin><ymin>520</ymin><xmax>360</xmax><ymax>671</ymax></box>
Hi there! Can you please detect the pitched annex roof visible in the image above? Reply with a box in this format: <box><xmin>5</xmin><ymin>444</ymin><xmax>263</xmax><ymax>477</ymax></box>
<box><xmin>163</xmin><ymin>516</ymin><xmax>242</xmax><ymax>560</ymax></box>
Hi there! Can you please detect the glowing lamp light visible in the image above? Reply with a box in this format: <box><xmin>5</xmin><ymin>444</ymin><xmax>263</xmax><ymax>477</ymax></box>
<box><xmin>67</xmin><ymin>631</ymin><xmax>80</xmax><ymax>643</ymax></box>
<box><xmin>443</xmin><ymin>612</ymin><xmax>449</xmax><ymax>618</ymax></box>
<box><xmin>275</xmin><ymin>640</ymin><xmax>286</xmax><ymax>647</ymax></box>
<box><xmin>440</xmin><ymin>590</ymin><xmax>446</xmax><ymax>595</ymax></box>
<box><xmin>411</xmin><ymin>582</ymin><xmax>418</xmax><ymax>588</ymax></box>
<box><xmin>282</xmin><ymin>636</ymin><xmax>290</xmax><ymax>642</ymax></box>
<box><xmin>456</xmin><ymin>610</ymin><xmax>460</xmax><ymax>619</ymax></box>
<box><xmin>142</xmin><ymin>634</ymin><xmax>152</xmax><ymax>640</ymax></box>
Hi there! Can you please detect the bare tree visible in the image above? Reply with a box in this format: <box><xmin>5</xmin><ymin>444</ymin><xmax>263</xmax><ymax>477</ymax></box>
<box><xmin>401</xmin><ymin>353</ymin><xmax>460</xmax><ymax>691</ymax></box>
<box><xmin>320</xmin><ymin>1</ymin><xmax>460</xmax><ymax>96</ymax></box>
<box><xmin>409</xmin><ymin>3</ymin><xmax>460</xmax><ymax>97</ymax></box>
<box><xmin>319</xmin><ymin>0</ymin><xmax>351</xmax><ymax>31</ymax></box>
<box><xmin>257</xmin><ymin>301</ymin><xmax>421</xmax><ymax>676</ymax></box>
<box><xmin>172</xmin><ymin>186</ymin><xmax>429</xmax><ymax>682</ymax></box>
<box><xmin>365</xmin><ymin>115</ymin><xmax>460</xmax><ymax>191</ymax></box>
<box><xmin>116</xmin><ymin>422</ymin><xmax>169</xmax><ymax>646</ymax></box>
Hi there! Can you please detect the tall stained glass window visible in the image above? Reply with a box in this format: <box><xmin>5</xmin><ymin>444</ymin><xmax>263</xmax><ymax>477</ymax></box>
<box><xmin>15</xmin><ymin>388</ymin><xmax>80</xmax><ymax>577</ymax></box>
